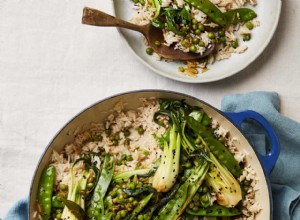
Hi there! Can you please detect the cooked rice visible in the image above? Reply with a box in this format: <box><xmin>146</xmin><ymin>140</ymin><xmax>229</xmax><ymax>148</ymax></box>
<box><xmin>130</xmin><ymin>0</ymin><xmax>260</xmax><ymax>76</ymax></box>
<box><xmin>43</xmin><ymin>99</ymin><xmax>261</xmax><ymax>220</ymax></box>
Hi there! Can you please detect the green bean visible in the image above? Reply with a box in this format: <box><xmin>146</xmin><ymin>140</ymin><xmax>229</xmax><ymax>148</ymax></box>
<box><xmin>204</xmin><ymin>137</ymin><xmax>242</xmax><ymax>177</ymax></box>
<box><xmin>186</xmin><ymin>204</ymin><xmax>241</xmax><ymax>217</ymax></box>
<box><xmin>37</xmin><ymin>166</ymin><xmax>56</xmax><ymax>220</ymax></box>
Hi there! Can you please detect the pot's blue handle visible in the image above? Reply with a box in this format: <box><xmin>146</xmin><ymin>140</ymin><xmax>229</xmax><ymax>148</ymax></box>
<box><xmin>224</xmin><ymin>110</ymin><xmax>280</xmax><ymax>175</ymax></box>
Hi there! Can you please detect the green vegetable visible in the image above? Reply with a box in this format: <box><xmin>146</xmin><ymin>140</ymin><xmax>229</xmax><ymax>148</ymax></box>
<box><xmin>61</xmin><ymin>199</ymin><xmax>89</xmax><ymax>220</ymax></box>
<box><xmin>224</xmin><ymin>8</ymin><xmax>257</xmax><ymax>25</ymax></box>
<box><xmin>146</xmin><ymin>48</ymin><xmax>154</xmax><ymax>55</ymax></box>
<box><xmin>113</xmin><ymin>169</ymin><xmax>151</xmax><ymax>183</ymax></box>
<box><xmin>184</xmin><ymin>0</ymin><xmax>257</xmax><ymax>27</ymax></box>
<box><xmin>52</xmin><ymin>195</ymin><xmax>64</xmax><ymax>208</ymax></box>
<box><xmin>126</xmin><ymin>193</ymin><xmax>154</xmax><ymax>220</ymax></box>
<box><xmin>123</xmin><ymin>186</ymin><xmax>156</xmax><ymax>196</ymax></box>
<box><xmin>142</xmin><ymin>183</ymin><xmax>181</xmax><ymax>218</ymax></box>
<box><xmin>87</xmin><ymin>154</ymin><xmax>115</xmax><ymax>219</ymax></box>
<box><xmin>204</xmin><ymin>137</ymin><xmax>242</xmax><ymax>177</ymax></box>
<box><xmin>184</xmin><ymin>0</ymin><xmax>227</xmax><ymax>26</ymax></box>
<box><xmin>61</xmin><ymin>169</ymin><xmax>90</xmax><ymax>220</ymax></box>
<box><xmin>186</xmin><ymin>204</ymin><xmax>241</xmax><ymax>216</ymax></box>
<box><xmin>155</xmin><ymin>158</ymin><xmax>209</xmax><ymax>220</ymax></box>
<box><xmin>152</xmin><ymin>0</ymin><xmax>162</xmax><ymax>18</ymax></box>
<box><xmin>37</xmin><ymin>166</ymin><xmax>56</xmax><ymax>220</ymax></box>
<box><xmin>245</xmin><ymin>21</ymin><xmax>254</xmax><ymax>30</ymax></box>
<box><xmin>206</xmin><ymin>153</ymin><xmax>242</xmax><ymax>208</ymax></box>
<box><xmin>152</xmin><ymin>120</ymin><xmax>181</xmax><ymax>192</ymax></box>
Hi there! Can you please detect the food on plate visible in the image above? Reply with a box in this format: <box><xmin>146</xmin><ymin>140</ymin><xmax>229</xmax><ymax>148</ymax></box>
<box><xmin>130</xmin><ymin>0</ymin><xmax>259</xmax><ymax>76</ymax></box>
<box><xmin>35</xmin><ymin>99</ymin><xmax>261</xmax><ymax>219</ymax></box>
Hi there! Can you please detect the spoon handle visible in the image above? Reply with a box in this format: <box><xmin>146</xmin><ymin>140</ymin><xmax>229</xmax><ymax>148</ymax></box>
<box><xmin>82</xmin><ymin>7</ymin><xmax>145</xmax><ymax>34</ymax></box>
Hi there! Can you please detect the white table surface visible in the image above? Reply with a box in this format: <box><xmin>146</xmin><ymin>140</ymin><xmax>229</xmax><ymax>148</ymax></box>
<box><xmin>0</xmin><ymin>0</ymin><xmax>299</xmax><ymax>217</ymax></box>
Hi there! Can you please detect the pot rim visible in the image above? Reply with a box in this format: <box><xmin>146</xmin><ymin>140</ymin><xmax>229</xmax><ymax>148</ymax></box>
<box><xmin>29</xmin><ymin>89</ymin><xmax>273</xmax><ymax>219</ymax></box>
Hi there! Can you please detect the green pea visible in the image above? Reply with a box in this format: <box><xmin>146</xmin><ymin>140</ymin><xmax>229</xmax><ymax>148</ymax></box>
<box><xmin>115</xmin><ymin>213</ymin><xmax>121</xmax><ymax>220</ymax></box>
<box><xmin>243</xmin><ymin>185</ymin><xmax>249</xmax><ymax>192</ymax></box>
<box><xmin>189</xmin><ymin>203</ymin><xmax>195</xmax><ymax>209</ymax></box>
<box><xmin>154</xmin><ymin>40</ymin><xmax>161</xmax><ymax>46</ymax></box>
<box><xmin>195</xmin><ymin>29</ymin><xmax>201</xmax><ymax>35</ymax></box>
<box><xmin>219</xmin><ymin>36</ymin><xmax>226</xmax><ymax>42</ymax></box>
<box><xmin>87</xmin><ymin>182</ymin><xmax>93</xmax><ymax>189</ymax></box>
<box><xmin>178</xmin><ymin>66</ymin><xmax>185</xmax><ymax>72</ymax></box>
<box><xmin>231</xmin><ymin>40</ymin><xmax>239</xmax><ymax>48</ymax></box>
<box><xmin>56</xmin><ymin>213</ymin><xmax>62</xmax><ymax>219</ymax></box>
<box><xmin>198</xmin><ymin>41</ymin><xmax>205</xmax><ymax>47</ymax></box>
<box><xmin>114</xmin><ymin>132</ymin><xmax>120</xmax><ymax>140</ymax></box>
<box><xmin>202</xmin><ymin>186</ymin><xmax>208</xmax><ymax>193</ymax></box>
<box><xmin>138</xmin><ymin>214</ymin><xmax>144</xmax><ymax>220</ymax></box>
<box><xmin>123</xmin><ymin>129</ymin><xmax>130</xmax><ymax>137</ymax></box>
<box><xmin>245</xmin><ymin>21</ymin><xmax>254</xmax><ymax>30</ymax></box>
<box><xmin>192</xmin><ymin>37</ymin><xmax>200</xmax><ymax>44</ymax></box>
<box><xmin>181</xmin><ymin>26</ymin><xmax>188</xmax><ymax>32</ymax></box>
<box><xmin>117</xmin><ymin>160</ymin><xmax>122</xmax><ymax>166</ymax></box>
<box><xmin>192</xmin><ymin>206</ymin><xmax>199</xmax><ymax>212</ymax></box>
<box><xmin>198</xmin><ymin>24</ymin><xmax>205</xmax><ymax>31</ymax></box>
<box><xmin>139</xmin><ymin>0</ymin><xmax>145</xmax><ymax>5</ymax></box>
<box><xmin>192</xmin><ymin>18</ymin><xmax>198</xmax><ymax>24</ymax></box>
<box><xmin>182</xmin><ymin>39</ymin><xmax>190</xmax><ymax>48</ymax></box>
<box><xmin>126</xmin><ymin>154</ymin><xmax>133</xmax><ymax>161</ymax></box>
<box><xmin>121</xmin><ymin>154</ymin><xmax>127</xmax><ymax>161</ymax></box>
<box><xmin>137</xmin><ymin>126</ymin><xmax>145</xmax><ymax>135</ymax></box>
<box><xmin>243</xmin><ymin>34</ymin><xmax>251</xmax><ymax>41</ymax></box>
<box><xmin>192</xmin><ymin>24</ymin><xmax>197</xmax><ymax>30</ymax></box>
<box><xmin>119</xmin><ymin>210</ymin><xmax>127</xmax><ymax>217</ymax></box>
<box><xmin>124</xmin><ymin>138</ymin><xmax>131</xmax><ymax>146</ymax></box>
<box><xmin>184</xmin><ymin>161</ymin><xmax>192</xmax><ymax>168</ymax></box>
<box><xmin>129</xmin><ymin>197</ymin><xmax>134</xmax><ymax>202</ymax></box>
<box><xmin>132</xmin><ymin>0</ymin><xmax>139</xmax><ymax>3</ymax></box>
<box><xmin>128</xmin><ymin>181</ymin><xmax>136</xmax><ymax>190</ymax></box>
<box><xmin>59</xmin><ymin>184</ymin><xmax>68</xmax><ymax>191</ymax></box>
<box><xmin>112</xmin><ymin>139</ymin><xmax>118</xmax><ymax>146</ymax></box>
<box><xmin>146</xmin><ymin>47</ymin><xmax>153</xmax><ymax>55</ymax></box>
<box><xmin>208</xmin><ymin>32</ymin><xmax>215</xmax><ymax>39</ymax></box>
<box><xmin>105</xmin><ymin>128</ymin><xmax>112</xmax><ymax>136</ymax></box>
<box><xmin>218</xmin><ymin>30</ymin><xmax>225</xmax><ymax>36</ymax></box>
<box><xmin>193</xmin><ymin>193</ymin><xmax>200</xmax><ymax>202</ymax></box>
<box><xmin>189</xmin><ymin>45</ymin><xmax>197</xmax><ymax>53</ymax></box>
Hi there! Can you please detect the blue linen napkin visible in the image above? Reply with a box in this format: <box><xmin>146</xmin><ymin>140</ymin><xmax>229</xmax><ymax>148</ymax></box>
<box><xmin>222</xmin><ymin>91</ymin><xmax>300</xmax><ymax>220</ymax></box>
<box><xmin>3</xmin><ymin>91</ymin><xmax>300</xmax><ymax>220</ymax></box>
<box><xmin>3</xmin><ymin>198</ymin><xmax>28</xmax><ymax>220</ymax></box>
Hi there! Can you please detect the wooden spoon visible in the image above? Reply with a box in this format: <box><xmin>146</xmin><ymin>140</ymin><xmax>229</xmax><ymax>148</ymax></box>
<box><xmin>82</xmin><ymin>7</ymin><xmax>214</xmax><ymax>61</ymax></box>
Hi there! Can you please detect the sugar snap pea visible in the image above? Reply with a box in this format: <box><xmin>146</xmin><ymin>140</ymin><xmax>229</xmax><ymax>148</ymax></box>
<box><xmin>184</xmin><ymin>0</ymin><xmax>257</xmax><ymax>27</ymax></box>
<box><xmin>224</xmin><ymin>8</ymin><xmax>257</xmax><ymax>24</ymax></box>
<box><xmin>204</xmin><ymin>137</ymin><xmax>242</xmax><ymax>177</ymax></box>
<box><xmin>186</xmin><ymin>204</ymin><xmax>241</xmax><ymax>216</ymax></box>
<box><xmin>87</xmin><ymin>154</ymin><xmax>115</xmax><ymax>219</ymax></box>
<box><xmin>37</xmin><ymin>165</ymin><xmax>56</xmax><ymax>220</ymax></box>
<box><xmin>125</xmin><ymin>193</ymin><xmax>154</xmax><ymax>220</ymax></box>
<box><xmin>184</xmin><ymin>0</ymin><xmax>227</xmax><ymax>26</ymax></box>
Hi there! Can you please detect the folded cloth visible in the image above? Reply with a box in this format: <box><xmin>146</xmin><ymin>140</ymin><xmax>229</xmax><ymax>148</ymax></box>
<box><xmin>3</xmin><ymin>92</ymin><xmax>300</xmax><ymax>220</ymax></box>
<box><xmin>222</xmin><ymin>91</ymin><xmax>300</xmax><ymax>220</ymax></box>
<box><xmin>3</xmin><ymin>197</ymin><xmax>28</xmax><ymax>220</ymax></box>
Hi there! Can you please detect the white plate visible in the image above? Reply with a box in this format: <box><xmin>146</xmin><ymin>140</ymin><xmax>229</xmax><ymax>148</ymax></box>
<box><xmin>112</xmin><ymin>0</ymin><xmax>282</xmax><ymax>83</ymax></box>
